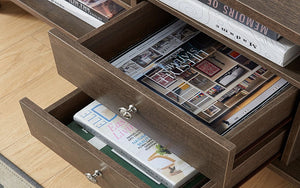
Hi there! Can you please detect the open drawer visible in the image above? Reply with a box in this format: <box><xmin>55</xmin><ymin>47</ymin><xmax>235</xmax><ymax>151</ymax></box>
<box><xmin>48</xmin><ymin>1</ymin><xmax>299</xmax><ymax>187</ymax></box>
<box><xmin>20</xmin><ymin>89</ymin><xmax>289</xmax><ymax>188</ymax></box>
<box><xmin>10</xmin><ymin>0</ymin><xmax>142</xmax><ymax>40</ymax></box>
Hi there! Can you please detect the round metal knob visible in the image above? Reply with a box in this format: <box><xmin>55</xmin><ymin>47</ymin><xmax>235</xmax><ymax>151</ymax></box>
<box><xmin>85</xmin><ymin>170</ymin><xmax>102</xmax><ymax>184</ymax></box>
<box><xmin>118</xmin><ymin>104</ymin><xmax>137</xmax><ymax>119</ymax></box>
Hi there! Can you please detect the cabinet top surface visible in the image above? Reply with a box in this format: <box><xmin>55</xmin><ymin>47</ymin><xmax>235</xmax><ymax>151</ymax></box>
<box><xmin>221</xmin><ymin>0</ymin><xmax>300</xmax><ymax>45</ymax></box>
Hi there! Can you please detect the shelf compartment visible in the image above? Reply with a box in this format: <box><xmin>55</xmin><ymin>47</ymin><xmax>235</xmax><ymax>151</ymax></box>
<box><xmin>148</xmin><ymin>0</ymin><xmax>300</xmax><ymax>89</ymax></box>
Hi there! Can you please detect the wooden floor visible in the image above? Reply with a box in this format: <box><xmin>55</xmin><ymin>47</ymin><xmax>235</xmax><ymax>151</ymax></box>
<box><xmin>0</xmin><ymin>2</ymin><xmax>296</xmax><ymax>188</ymax></box>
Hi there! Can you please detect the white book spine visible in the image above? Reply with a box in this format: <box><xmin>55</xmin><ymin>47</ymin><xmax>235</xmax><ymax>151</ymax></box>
<box><xmin>158</xmin><ymin>0</ymin><xmax>300</xmax><ymax>66</ymax></box>
<box><xmin>48</xmin><ymin>0</ymin><xmax>104</xmax><ymax>28</ymax></box>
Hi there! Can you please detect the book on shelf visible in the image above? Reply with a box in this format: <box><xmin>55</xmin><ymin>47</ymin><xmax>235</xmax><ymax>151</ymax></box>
<box><xmin>68</xmin><ymin>121</ymin><xmax>208</xmax><ymax>188</ymax></box>
<box><xmin>48</xmin><ymin>0</ymin><xmax>104</xmax><ymax>27</ymax></box>
<box><xmin>65</xmin><ymin>0</ymin><xmax>125</xmax><ymax>22</ymax></box>
<box><xmin>111</xmin><ymin>20</ymin><xmax>289</xmax><ymax>134</ymax></box>
<box><xmin>156</xmin><ymin>0</ymin><xmax>300</xmax><ymax>67</ymax></box>
<box><xmin>198</xmin><ymin>0</ymin><xmax>280</xmax><ymax>40</ymax></box>
<box><xmin>73</xmin><ymin>102</ymin><xmax>198</xmax><ymax>188</ymax></box>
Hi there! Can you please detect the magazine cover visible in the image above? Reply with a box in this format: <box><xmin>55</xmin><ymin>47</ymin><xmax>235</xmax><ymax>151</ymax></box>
<box><xmin>111</xmin><ymin>20</ymin><xmax>288</xmax><ymax>134</ymax></box>
<box><xmin>73</xmin><ymin>101</ymin><xmax>198</xmax><ymax>188</ymax></box>
<box><xmin>78</xmin><ymin>0</ymin><xmax>124</xmax><ymax>20</ymax></box>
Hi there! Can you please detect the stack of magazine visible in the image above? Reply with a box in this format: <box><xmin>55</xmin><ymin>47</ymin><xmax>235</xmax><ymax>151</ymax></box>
<box><xmin>73</xmin><ymin>101</ymin><xmax>204</xmax><ymax>188</ymax></box>
<box><xmin>110</xmin><ymin>20</ymin><xmax>289</xmax><ymax>135</ymax></box>
<box><xmin>48</xmin><ymin>0</ymin><xmax>125</xmax><ymax>27</ymax></box>
<box><xmin>157</xmin><ymin>0</ymin><xmax>300</xmax><ymax>67</ymax></box>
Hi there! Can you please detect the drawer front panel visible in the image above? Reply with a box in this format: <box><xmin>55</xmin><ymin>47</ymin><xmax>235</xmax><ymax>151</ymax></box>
<box><xmin>226</xmin><ymin>86</ymin><xmax>298</xmax><ymax>153</ymax></box>
<box><xmin>49</xmin><ymin>27</ymin><xmax>235</xmax><ymax>187</ymax></box>
<box><xmin>49</xmin><ymin>2</ymin><xmax>236</xmax><ymax>187</ymax></box>
<box><xmin>20</xmin><ymin>96</ymin><xmax>148</xmax><ymax>188</ymax></box>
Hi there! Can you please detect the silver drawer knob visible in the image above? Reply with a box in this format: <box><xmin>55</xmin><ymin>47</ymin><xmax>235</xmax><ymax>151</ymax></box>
<box><xmin>85</xmin><ymin>170</ymin><xmax>102</xmax><ymax>184</ymax></box>
<box><xmin>118</xmin><ymin>104</ymin><xmax>137</xmax><ymax>119</ymax></box>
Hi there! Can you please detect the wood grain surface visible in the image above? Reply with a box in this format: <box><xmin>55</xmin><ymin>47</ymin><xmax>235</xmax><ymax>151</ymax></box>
<box><xmin>10</xmin><ymin>0</ymin><xmax>95</xmax><ymax>39</ymax></box>
<box><xmin>0</xmin><ymin>1</ymin><xmax>296</xmax><ymax>187</ymax></box>
<box><xmin>49</xmin><ymin>3</ymin><xmax>237</xmax><ymax>185</ymax></box>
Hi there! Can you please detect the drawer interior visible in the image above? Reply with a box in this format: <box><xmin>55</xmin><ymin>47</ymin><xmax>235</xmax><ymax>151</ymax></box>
<box><xmin>20</xmin><ymin>89</ymin><xmax>289</xmax><ymax>187</ymax></box>
<box><xmin>81</xmin><ymin>2</ymin><xmax>175</xmax><ymax>61</ymax></box>
<box><xmin>78</xmin><ymin>0</ymin><xmax>299</xmax><ymax>141</ymax></box>
<box><xmin>22</xmin><ymin>90</ymin><xmax>210</xmax><ymax>188</ymax></box>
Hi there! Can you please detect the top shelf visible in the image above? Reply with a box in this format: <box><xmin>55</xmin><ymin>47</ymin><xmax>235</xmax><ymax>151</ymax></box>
<box><xmin>219</xmin><ymin>0</ymin><xmax>300</xmax><ymax>45</ymax></box>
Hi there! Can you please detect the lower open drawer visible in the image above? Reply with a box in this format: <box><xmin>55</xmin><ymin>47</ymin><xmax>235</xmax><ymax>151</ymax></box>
<box><xmin>20</xmin><ymin>89</ymin><xmax>289</xmax><ymax>188</ymax></box>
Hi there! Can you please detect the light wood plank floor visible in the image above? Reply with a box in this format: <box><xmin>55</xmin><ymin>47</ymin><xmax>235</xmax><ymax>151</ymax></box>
<box><xmin>0</xmin><ymin>2</ymin><xmax>296</xmax><ymax>187</ymax></box>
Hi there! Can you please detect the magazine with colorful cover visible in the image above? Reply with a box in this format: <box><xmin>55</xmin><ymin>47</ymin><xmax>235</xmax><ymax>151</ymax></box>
<box><xmin>67</xmin><ymin>121</ymin><xmax>165</xmax><ymax>186</ymax></box>
<box><xmin>111</xmin><ymin>20</ymin><xmax>289</xmax><ymax>134</ymax></box>
<box><xmin>67</xmin><ymin>0</ymin><xmax>125</xmax><ymax>22</ymax></box>
<box><xmin>68</xmin><ymin>121</ymin><xmax>208</xmax><ymax>187</ymax></box>
<box><xmin>73</xmin><ymin>101</ymin><xmax>198</xmax><ymax>188</ymax></box>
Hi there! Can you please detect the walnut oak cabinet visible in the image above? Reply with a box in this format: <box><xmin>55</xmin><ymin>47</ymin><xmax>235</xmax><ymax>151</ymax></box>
<box><xmin>10</xmin><ymin>0</ymin><xmax>300</xmax><ymax>187</ymax></box>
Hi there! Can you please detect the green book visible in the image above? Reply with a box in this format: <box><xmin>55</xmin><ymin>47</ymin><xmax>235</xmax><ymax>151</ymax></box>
<box><xmin>67</xmin><ymin>121</ymin><xmax>208</xmax><ymax>188</ymax></box>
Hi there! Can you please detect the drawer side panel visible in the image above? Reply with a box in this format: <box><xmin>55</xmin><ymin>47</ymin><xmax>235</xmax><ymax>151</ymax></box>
<box><xmin>226</xmin><ymin>86</ymin><xmax>298</xmax><ymax>153</ymax></box>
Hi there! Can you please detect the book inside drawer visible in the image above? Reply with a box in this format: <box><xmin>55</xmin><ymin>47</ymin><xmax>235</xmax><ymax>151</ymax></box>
<box><xmin>79</xmin><ymin>1</ymin><xmax>298</xmax><ymax>138</ymax></box>
<box><xmin>50</xmin><ymin>3</ymin><xmax>237</xmax><ymax>186</ymax></box>
<box><xmin>49</xmin><ymin>1</ymin><xmax>298</xmax><ymax>186</ymax></box>
<box><xmin>20</xmin><ymin>90</ymin><xmax>210</xmax><ymax>188</ymax></box>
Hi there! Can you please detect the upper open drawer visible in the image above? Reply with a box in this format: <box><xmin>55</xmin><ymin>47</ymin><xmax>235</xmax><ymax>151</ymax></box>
<box><xmin>48</xmin><ymin>1</ymin><xmax>299</xmax><ymax>186</ymax></box>
<box><xmin>10</xmin><ymin>0</ymin><xmax>140</xmax><ymax>39</ymax></box>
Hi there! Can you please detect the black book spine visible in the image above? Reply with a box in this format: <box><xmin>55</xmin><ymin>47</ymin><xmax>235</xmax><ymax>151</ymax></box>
<box><xmin>65</xmin><ymin>0</ymin><xmax>109</xmax><ymax>22</ymax></box>
<box><xmin>198</xmin><ymin>0</ymin><xmax>280</xmax><ymax>40</ymax></box>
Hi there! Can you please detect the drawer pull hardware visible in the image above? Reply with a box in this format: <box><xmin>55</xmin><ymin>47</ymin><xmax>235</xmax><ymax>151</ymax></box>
<box><xmin>85</xmin><ymin>170</ymin><xmax>102</xmax><ymax>184</ymax></box>
<box><xmin>118</xmin><ymin>105</ymin><xmax>137</xmax><ymax>119</ymax></box>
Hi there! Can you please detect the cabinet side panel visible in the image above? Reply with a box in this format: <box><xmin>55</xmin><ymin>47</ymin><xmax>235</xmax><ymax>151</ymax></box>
<box><xmin>281</xmin><ymin>98</ymin><xmax>300</xmax><ymax>164</ymax></box>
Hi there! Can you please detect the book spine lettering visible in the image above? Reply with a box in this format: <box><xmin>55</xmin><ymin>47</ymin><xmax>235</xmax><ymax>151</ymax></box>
<box><xmin>65</xmin><ymin>0</ymin><xmax>109</xmax><ymax>22</ymax></box>
<box><xmin>158</xmin><ymin>0</ymin><xmax>297</xmax><ymax>66</ymax></box>
<box><xmin>197</xmin><ymin>0</ymin><xmax>280</xmax><ymax>40</ymax></box>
